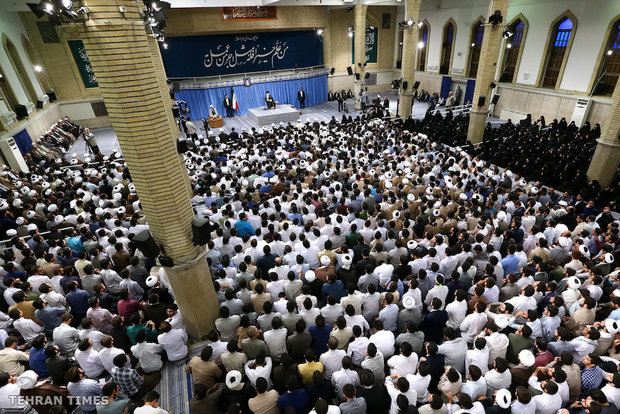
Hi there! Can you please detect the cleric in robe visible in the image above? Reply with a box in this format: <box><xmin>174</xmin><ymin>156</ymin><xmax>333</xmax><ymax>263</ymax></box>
<box><xmin>209</xmin><ymin>104</ymin><xmax>220</xmax><ymax>119</ymax></box>
<box><xmin>265</xmin><ymin>91</ymin><xmax>276</xmax><ymax>109</ymax></box>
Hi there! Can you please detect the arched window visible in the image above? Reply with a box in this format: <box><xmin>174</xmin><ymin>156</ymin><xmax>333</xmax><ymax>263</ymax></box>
<box><xmin>592</xmin><ymin>19</ymin><xmax>620</xmax><ymax>96</ymax></box>
<box><xmin>22</xmin><ymin>35</ymin><xmax>50</xmax><ymax>93</ymax></box>
<box><xmin>3</xmin><ymin>35</ymin><xmax>38</xmax><ymax>104</ymax></box>
<box><xmin>0</xmin><ymin>61</ymin><xmax>19</xmax><ymax>111</ymax></box>
<box><xmin>440</xmin><ymin>20</ymin><xmax>455</xmax><ymax>75</ymax></box>
<box><xmin>540</xmin><ymin>15</ymin><xmax>576</xmax><ymax>89</ymax></box>
<box><xmin>499</xmin><ymin>18</ymin><xmax>526</xmax><ymax>83</ymax></box>
<box><xmin>417</xmin><ymin>21</ymin><xmax>429</xmax><ymax>71</ymax></box>
<box><xmin>467</xmin><ymin>19</ymin><xmax>485</xmax><ymax>78</ymax></box>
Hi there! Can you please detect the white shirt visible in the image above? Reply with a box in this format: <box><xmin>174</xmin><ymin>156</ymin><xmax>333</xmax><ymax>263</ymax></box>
<box><xmin>387</xmin><ymin>353</ymin><xmax>418</xmax><ymax>377</ymax></box>
<box><xmin>465</xmin><ymin>347</ymin><xmax>489</xmax><ymax>375</ymax></box>
<box><xmin>385</xmin><ymin>376</ymin><xmax>417</xmax><ymax>414</ymax></box>
<box><xmin>13</xmin><ymin>318</ymin><xmax>44</xmax><ymax>343</ymax></box>
<box><xmin>459</xmin><ymin>312</ymin><xmax>488</xmax><ymax>343</ymax></box>
<box><xmin>406</xmin><ymin>373</ymin><xmax>431</xmax><ymax>403</ymax></box>
<box><xmin>157</xmin><ymin>329</ymin><xmax>188</xmax><ymax>361</ymax></box>
<box><xmin>310</xmin><ymin>406</ymin><xmax>340</xmax><ymax>414</ymax></box>
<box><xmin>532</xmin><ymin>391</ymin><xmax>562</xmax><ymax>414</ymax></box>
<box><xmin>485</xmin><ymin>369</ymin><xmax>512</xmax><ymax>395</ymax></box>
<box><xmin>99</xmin><ymin>346</ymin><xmax>125</xmax><ymax>373</ymax></box>
<box><xmin>263</xmin><ymin>328</ymin><xmax>288</xmax><ymax>361</ymax></box>
<box><xmin>602</xmin><ymin>384</ymin><xmax>620</xmax><ymax>410</ymax></box>
<box><xmin>347</xmin><ymin>336</ymin><xmax>369</xmax><ymax>366</ymax></box>
<box><xmin>133</xmin><ymin>405</ymin><xmax>168</xmax><ymax>414</ymax></box>
<box><xmin>362</xmin><ymin>292</ymin><xmax>380</xmax><ymax>320</ymax></box>
<box><xmin>438</xmin><ymin>338</ymin><xmax>467</xmax><ymax>373</ymax></box>
<box><xmin>446</xmin><ymin>299</ymin><xmax>467</xmax><ymax>328</ymax></box>
<box><xmin>486</xmin><ymin>332</ymin><xmax>509</xmax><ymax>362</ymax></box>
<box><xmin>344</xmin><ymin>314</ymin><xmax>369</xmax><ymax>333</ymax></box>
<box><xmin>75</xmin><ymin>347</ymin><xmax>106</xmax><ymax>378</ymax></box>
<box><xmin>425</xmin><ymin>285</ymin><xmax>449</xmax><ymax>309</ymax></box>
<box><xmin>511</xmin><ymin>399</ymin><xmax>536</xmax><ymax>414</ymax></box>
<box><xmin>319</xmin><ymin>349</ymin><xmax>347</xmax><ymax>379</ymax></box>
<box><xmin>331</xmin><ymin>368</ymin><xmax>360</xmax><ymax>400</ymax></box>
<box><xmin>369</xmin><ymin>329</ymin><xmax>395</xmax><ymax>358</ymax></box>
<box><xmin>460</xmin><ymin>377</ymin><xmax>487</xmax><ymax>400</ymax></box>
<box><xmin>244</xmin><ymin>357</ymin><xmax>273</xmax><ymax>388</ymax></box>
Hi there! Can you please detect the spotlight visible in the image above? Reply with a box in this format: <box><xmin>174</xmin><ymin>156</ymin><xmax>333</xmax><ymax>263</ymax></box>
<box><xmin>348</xmin><ymin>31</ymin><xmax>353</xmax><ymax>38</ymax></box>
<box><xmin>346</xmin><ymin>7</ymin><xmax>353</xmax><ymax>12</ymax></box>
<box><xmin>163</xmin><ymin>42</ymin><xmax>168</xmax><ymax>49</ymax></box>
<box><xmin>42</xmin><ymin>1</ymin><xmax>54</xmax><ymax>15</ymax></box>
<box><xmin>316</xmin><ymin>28</ymin><xmax>324</xmax><ymax>36</ymax></box>
<box><xmin>506</xmin><ymin>43</ymin><xmax>512</xmax><ymax>49</ymax></box>
<box><xmin>406</xmin><ymin>17</ymin><xmax>414</xmax><ymax>27</ymax></box>
<box><xmin>418</xmin><ymin>41</ymin><xmax>425</xmax><ymax>49</ymax></box>
<box><xmin>0</xmin><ymin>74</ymin><xmax>4</xmax><ymax>79</ymax></box>
<box><xmin>368</xmin><ymin>25</ymin><xmax>375</xmax><ymax>30</ymax></box>
<box><xmin>61</xmin><ymin>0</ymin><xmax>73</xmax><ymax>9</ymax></box>
<box><xmin>33</xmin><ymin>65</ymin><xmax>42</xmax><ymax>72</ymax></box>
<box><xmin>488</xmin><ymin>10</ymin><xmax>503</xmax><ymax>26</ymax></box>
<box><xmin>607</xmin><ymin>50</ymin><xmax>613</xmax><ymax>56</ymax></box>
<box><xmin>502</xmin><ymin>29</ymin><xmax>513</xmax><ymax>39</ymax></box>
<box><xmin>417</xmin><ymin>20</ymin><xmax>424</xmax><ymax>28</ymax></box>
<box><xmin>471</xmin><ymin>42</ymin><xmax>475</xmax><ymax>47</ymax></box>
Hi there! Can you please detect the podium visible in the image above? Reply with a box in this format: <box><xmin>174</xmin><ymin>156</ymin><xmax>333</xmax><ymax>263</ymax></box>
<box><xmin>208</xmin><ymin>116</ymin><xmax>223</xmax><ymax>128</ymax></box>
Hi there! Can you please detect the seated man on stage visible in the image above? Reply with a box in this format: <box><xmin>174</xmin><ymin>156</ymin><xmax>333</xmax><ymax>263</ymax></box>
<box><xmin>208</xmin><ymin>105</ymin><xmax>220</xmax><ymax>119</ymax></box>
<box><xmin>265</xmin><ymin>91</ymin><xmax>276</xmax><ymax>109</ymax></box>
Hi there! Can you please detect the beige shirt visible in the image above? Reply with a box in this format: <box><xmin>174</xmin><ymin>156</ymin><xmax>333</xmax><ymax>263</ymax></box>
<box><xmin>248</xmin><ymin>390</ymin><xmax>279</xmax><ymax>414</ymax></box>
<box><xmin>184</xmin><ymin>356</ymin><xmax>222</xmax><ymax>388</ymax></box>
<box><xmin>0</xmin><ymin>347</ymin><xmax>29</xmax><ymax>376</ymax></box>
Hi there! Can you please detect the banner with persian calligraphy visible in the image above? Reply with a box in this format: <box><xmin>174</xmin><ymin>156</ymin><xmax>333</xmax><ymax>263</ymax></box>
<box><xmin>352</xmin><ymin>27</ymin><xmax>378</xmax><ymax>64</ymax></box>
<box><xmin>160</xmin><ymin>31</ymin><xmax>323</xmax><ymax>78</ymax></box>
<box><xmin>222</xmin><ymin>6</ymin><xmax>277</xmax><ymax>21</ymax></box>
<box><xmin>67</xmin><ymin>40</ymin><xmax>98</xmax><ymax>89</ymax></box>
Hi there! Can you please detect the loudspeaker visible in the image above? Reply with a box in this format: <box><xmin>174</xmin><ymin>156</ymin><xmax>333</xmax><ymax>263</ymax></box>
<box><xmin>355</xmin><ymin>73</ymin><xmax>360</xmax><ymax>81</ymax></box>
<box><xmin>36</xmin><ymin>100</ymin><xmax>44</xmax><ymax>109</ymax></box>
<box><xmin>477</xmin><ymin>95</ymin><xmax>486</xmax><ymax>107</ymax></box>
<box><xmin>46</xmin><ymin>91</ymin><xmax>56</xmax><ymax>101</ymax></box>
<box><xmin>491</xmin><ymin>94</ymin><xmax>500</xmax><ymax>105</ymax></box>
<box><xmin>177</xmin><ymin>138</ymin><xmax>189</xmax><ymax>154</ymax></box>
<box><xmin>346</xmin><ymin>66</ymin><xmax>353</xmax><ymax>76</ymax></box>
<box><xmin>134</xmin><ymin>230</ymin><xmax>160</xmax><ymax>259</ymax></box>
<box><xmin>330</xmin><ymin>67</ymin><xmax>335</xmax><ymax>75</ymax></box>
<box><xmin>192</xmin><ymin>218</ymin><xmax>217</xmax><ymax>246</ymax></box>
<box><xmin>172</xmin><ymin>82</ymin><xmax>180</xmax><ymax>93</ymax></box>
<box><xmin>490</xmin><ymin>82</ymin><xmax>497</xmax><ymax>89</ymax></box>
<box><xmin>169</xmin><ymin>90</ymin><xmax>175</xmax><ymax>100</ymax></box>
<box><xmin>413</xmin><ymin>81</ymin><xmax>420</xmax><ymax>90</ymax></box>
<box><xmin>14</xmin><ymin>104</ymin><xmax>28</xmax><ymax>119</ymax></box>
<box><xmin>402</xmin><ymin>81</ymin><xmax>408</xmax><ymax>90</ymax></box>
<box><xmin>364</xmin><ymin>72</ymin><xmax>370</xmax><ymax>80</ymax></box>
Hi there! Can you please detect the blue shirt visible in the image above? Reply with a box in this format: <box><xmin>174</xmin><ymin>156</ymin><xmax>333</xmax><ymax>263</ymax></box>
<box><xmin>309</xmin><ymin>323</ymin><xmax>332</xmax><ymax>356</ymax></box>
<box><xmin>501</xmin><ymin>254</ymin><xmax>520</xmax><ymax>276</ymax></box>
<box><xmin>278</xmin><ymin>388</ymin><xmax>310</xmax><ymax>414</ymax></box>
<box><xmin>66</xmin><ymin>289</ymin><xmax>91</xmax><ymax>316</ymax></box>
<box><xmin>29</xmin><ymin>347</ymin><xmax>49</xmax><ymax>378</ymax></box>
<box><xmin>321</xmin><ymin>280</ymin><xmax>347</xmax><ymax>302</ymax></box>
<box><xmin>67</xmin><ymin>236</ymin><xmax>84</xmax><ymax>252</ymax></box>
<box><xmin>235</xmin><ymin>220</ymin><xmax>255</xmax><ymax>237</ymax></box>
<box><xmin>35</xmin><ymin>306</ymin><xmax>65</xmax><ymax>333</ymax></box>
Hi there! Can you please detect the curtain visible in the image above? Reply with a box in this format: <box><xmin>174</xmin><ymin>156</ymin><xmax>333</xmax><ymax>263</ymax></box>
<box><xmin>465</xmin><ymin>79</ymin><xmax>476</xmax><ymax>104</ymax></box>
<box><xmin>176</xmin><ymin>74</ymin><xmax>328</xmax><ymax>119</ymax></box>
<box><xmin>13</xmin><ymin>129</ymin><xmax>32</xmax><ymax>155</ymax></box>
<box><xmin>440</xmin><ymin>76</ymin><xmax>452</xmax><ymax>99</ymax></box>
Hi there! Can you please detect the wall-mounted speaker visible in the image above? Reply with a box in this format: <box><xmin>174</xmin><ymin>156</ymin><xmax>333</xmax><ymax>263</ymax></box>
<box><xmin>14</xmin><ymin>104</ymin><xmax>28</xmax><ymax>119</ymax></box>
<box><xmin>364</xmin><ymin>72</ymin><xmax>370</xmax><ymax>80</ymax></box>
<box><xmin>477</xmin><ymin>95</ymin><xmax>486</xmax><ymax>107</ymax></box>
<box><xmin>491</xmin><ymin>94</ymin><xmax>500</xmax><ymax>105</ymax></box>
<box><xmin>192</xmin><ymin>218</ymin><xmax>218</xmax><ymax>246</ymax></box>
<box><xmin>402</xmin><ymin>81</ymin><xmax>408</xmax><ymax>90</ymax></box>
<box><xmin>355</xmin><ymin>73</ymin><xmax>360</xmax><ymax>81</ymax></box>
<box><xmin>330</xmin><ymin>67</ymin><xmax>335</xmax><ymax>75</ymax></box>
<box><xmin>346</xmin><ymin>66</ymin><xmax>353</xmax><ymax>76</ymax></box>
<box><xmin>413</xmin><ymin>81</ymin><xmax>420</xmax><ymax>90</ymax></box>
<box><xmin>134</xmin><ymin>230</ymin><xmax>160</xmax><ymax>259</ymax></box>
<box><xmin>46</xmin><ymin>91</ymin><xmax>57</xmax><ymax>101</ymax></box>
<box><xmin>490</xmin><ymin>82</ymin><xmax>497</xmax><ymax>89</ymax></box>
<box><xmin>172</xmin><ymin>82</ymin><xmax>180</xmax><ymax>93</ymax></box>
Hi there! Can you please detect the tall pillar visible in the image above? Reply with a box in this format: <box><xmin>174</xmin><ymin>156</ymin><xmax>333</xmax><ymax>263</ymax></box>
<box><xmin>78</xmin><ymin>0</ymin><xmax>219</xmax><ymax>339</ymax></box>
<box><xmin>587</xmin><ymin>80</ymin><xmax>620</xmax><ymax>187</ymax></box>
<box><xmin>466</xmin><ymin>0</ymin><xmax>509</xmax><ymax>144</ymax></box>
<box><xmin>353</xmin><ymin>5</ymin><xmax>368</xmax><ymax>110</ymax></box>
<box><xmin>397</xmin><ymin>0</ymin><xmax>421</xmax><ymax>119</ymax></box>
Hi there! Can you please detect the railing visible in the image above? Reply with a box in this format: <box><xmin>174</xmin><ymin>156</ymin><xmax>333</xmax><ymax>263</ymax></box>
<box><xmin>429</xmin><ymin>103</ymin><xmax>472</xmax><ymax>117</ymax></box>
<box><xmin>168</xmin><ymin>65</ymin><xmax>328</xmax><ymax>83</ymax></box>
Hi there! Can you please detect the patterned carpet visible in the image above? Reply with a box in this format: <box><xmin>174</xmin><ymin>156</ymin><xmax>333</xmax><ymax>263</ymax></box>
<box><xmin>155</xmin><ymin>341</ymin><xmax>209</xmax><ymax>414</ymax></box>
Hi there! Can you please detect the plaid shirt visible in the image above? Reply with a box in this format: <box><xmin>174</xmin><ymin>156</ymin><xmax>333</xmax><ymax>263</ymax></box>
<box><xmin>111</xmin><ymin>366</ymin><xmax>143</xmax><ymax>397</ymax></box>
<box><xmin>581</xmin><ymin>366</ymin><xmax>603</xmax><ymax>397</ymax></box>
<box><xmin>67</xmin><ymin>378</ymin><xmax>103</xmax><ymax>411</ymax></box>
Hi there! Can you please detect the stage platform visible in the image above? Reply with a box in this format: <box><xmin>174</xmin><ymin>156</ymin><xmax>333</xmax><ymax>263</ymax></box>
<box><xmin>247</xmin><ymin>105</ymin><xmax>301</xmax><ymax>127</ymax></box>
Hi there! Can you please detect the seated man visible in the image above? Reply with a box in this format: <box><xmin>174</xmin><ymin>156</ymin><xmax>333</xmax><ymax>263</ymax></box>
<box><xmin>265</xmin><ymin>91</ymin><xmax>276</xmax><ymax>109</ymax></box>
<box><xmin>208</xmin><ymin>105</ymin><xmax>220</xmax><ymax>119</ymax></box>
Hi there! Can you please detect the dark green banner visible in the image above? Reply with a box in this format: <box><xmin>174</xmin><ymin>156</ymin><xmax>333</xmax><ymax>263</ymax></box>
<box><xmin>67</xmin><ymin>39</ymin><xmax>98</xmax><ymax>89</ymax></box>
<box><xmin>352</xmin><ymin>27</ymin><xmax>378</xmax><ymax>64</ymax></box>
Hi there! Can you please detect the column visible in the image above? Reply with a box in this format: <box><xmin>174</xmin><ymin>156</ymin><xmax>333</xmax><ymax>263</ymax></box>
<box><xmin>353</xmin><ymin>4</ymin><xmax>368</xmax><ymax>110</ymax></box>
<box><xmin>587</xmin><ymin>80</ymin><xmax>620</xmax><ymax>188</ymax></box>
<box><xmin>397</xmin><ymin>0</ymin><xmax>422</xmax><ymax>119</ymax></box>
<box><xmin>466</xmin><ymin>0</ymin><xmax>510</xmax><ymax>144</ymax></box>
<box><xmin>79</xmin><ymin>0</ymin><xmax>219</xmax><ymax>339</ymax></box>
